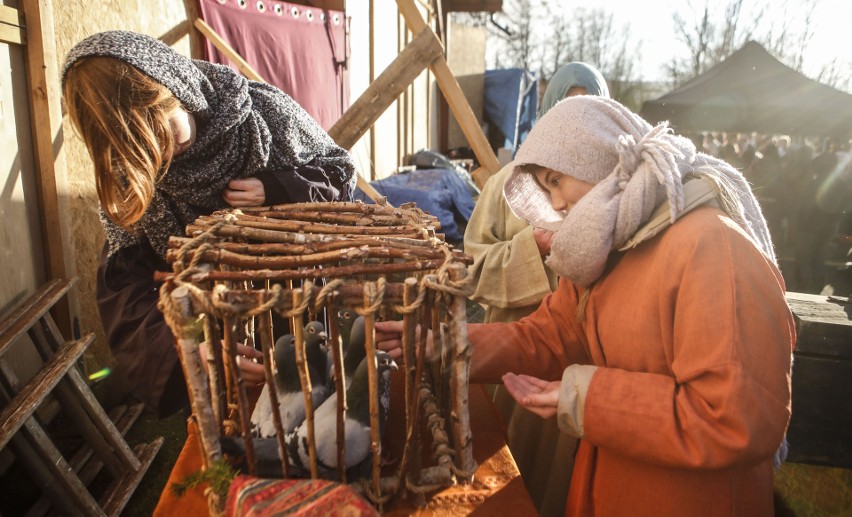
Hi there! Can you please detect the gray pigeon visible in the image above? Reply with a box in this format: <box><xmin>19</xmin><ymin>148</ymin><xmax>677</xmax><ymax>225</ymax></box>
<box><xmin>250</xmin><ymin>334</ymin><xmax>329</xmax><ymax>438</ymax></box>
<box><xmin>288</xmin><ymin>351</ymin><xmax>397</xmax><ymax>474</ymax></box>
<box><xmin>303</xmin><ymin>320</ymin><xmax>330</xmax><ymax>386</ymax></box>
<box><xmin>327</xmin><ymin>313</ymin><xmax>367</xmax><ymax>392</ymax></box>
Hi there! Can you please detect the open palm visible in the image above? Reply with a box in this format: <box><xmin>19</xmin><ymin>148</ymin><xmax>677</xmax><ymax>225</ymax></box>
<box><xmin>502</xmin><ymin>373</ymin><xmax>561</xmax><ymax>419</ymax></box>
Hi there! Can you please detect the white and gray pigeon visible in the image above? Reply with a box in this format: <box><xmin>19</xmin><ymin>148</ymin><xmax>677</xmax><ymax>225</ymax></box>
<box><xmin>288</xmin><ymin>350</ymin><xmax>397</xmax><ymax>474</ymax></box>
<box><xmin>250</xmin><ymin>333</ymin><xmax>329</xmax><ymax>438</ymax></box>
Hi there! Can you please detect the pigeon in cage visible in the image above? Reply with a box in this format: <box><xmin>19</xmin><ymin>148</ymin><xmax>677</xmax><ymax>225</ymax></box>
<box><xmin>325</xmin><ymin>309</ymin><xmax>357</xmax><ymax>380</ymax></box>
<box><xmin>326</xmin><ymin>312</ymin><xmax>367</xmax><ymax>392</ymax></box>
<box><xmin>288</xmin><ymin>350</ymin><xmax>397</xmax><ymax>474</ymax></box>
<box><xmin>303</xmin><ymin>320</ymin><xmax>331</xmax><ymax>386</ymax></box>
<box><xmin>250</xmin><ymin>333</ymin><xmax>330</xmax><ymax>438</ymax></box>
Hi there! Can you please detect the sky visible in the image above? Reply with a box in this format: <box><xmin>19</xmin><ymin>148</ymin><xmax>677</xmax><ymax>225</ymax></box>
<box><xmin>496</xmin><ymin>0</ymin><xmax>852</xmax><ymax>90</ymax></box>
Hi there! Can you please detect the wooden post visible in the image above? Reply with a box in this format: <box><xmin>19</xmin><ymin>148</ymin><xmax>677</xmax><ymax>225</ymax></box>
<box><xmin>327</xmin><ymin>28</ymin><xmax>443</xmax><ymax>150</ymax></box>
<box><xmin>223</xmin><ymin>314</ymin><xmax>256</xmax><ymax>476</ymax></box>
<box><xmin>193</xmin><ymin>18</ymin><xmax>264</xmax><ymax>82</ymax></box>
<box><xmin>447</xmin><ymin>264</ymin><xmax>475</xmax><ymax>481</ymax></box>
<box><xmin>396</xmin><ymin>0</ymin><xmax>500</xmax><ymax>188</ymax></box>
<box><xmin>362</xmin><ymin>282</ymin><xmax>383</xmax><ymax>501</ymax></box>
<box><xmin>168</xmin><ymin>287</ymin><xmax>222</xmax><ymax>467</ymax></box>
<box><xmin>22</xmin><ymin>0</ymin><xmax>77</xmax><ymax>336</ymax></box>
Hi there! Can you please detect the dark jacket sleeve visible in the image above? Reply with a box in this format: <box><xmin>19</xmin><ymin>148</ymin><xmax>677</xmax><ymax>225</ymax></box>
<box><xmin>97</xmin><ymin>242</ymin><xmax>188</xmax><ymax>417</ymax></box>
<box><xmin>256</xmin><ymin>164</ymin><xmax>353</xmax><ymax>205</ymax></box>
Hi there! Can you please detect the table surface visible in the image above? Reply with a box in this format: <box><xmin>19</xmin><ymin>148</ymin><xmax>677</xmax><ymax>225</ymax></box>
<box><xmin>153</xmin><ymin>379</ymin><xmax>536</xmax><ymax>515</ymax></box>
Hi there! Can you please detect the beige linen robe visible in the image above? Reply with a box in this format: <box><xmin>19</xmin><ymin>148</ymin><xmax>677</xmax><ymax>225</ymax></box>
<box><xmin>464</xmin><ymin>162</ymin><xmax>570</xmax><ymax>515</ymax></box>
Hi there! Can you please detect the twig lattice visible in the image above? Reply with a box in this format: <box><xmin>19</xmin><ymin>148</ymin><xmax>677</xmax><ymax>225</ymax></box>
<box><xmin>157</xmin><ymin>201</ymin><xmax>477</xmax><ymax>513</ymax></box>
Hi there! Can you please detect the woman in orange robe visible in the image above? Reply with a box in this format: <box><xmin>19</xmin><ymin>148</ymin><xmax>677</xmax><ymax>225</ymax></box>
<box><xmin>378</xmin><ymin>96</ymin><xmax>794</xmax><ymax>516</ymax></box>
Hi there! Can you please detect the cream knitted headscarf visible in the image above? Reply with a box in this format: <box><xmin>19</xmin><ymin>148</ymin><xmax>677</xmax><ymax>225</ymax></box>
<box><xmin>504</xmin><ymin>96</ymin><xmax>775</xmax><ymax>287</ymax></box>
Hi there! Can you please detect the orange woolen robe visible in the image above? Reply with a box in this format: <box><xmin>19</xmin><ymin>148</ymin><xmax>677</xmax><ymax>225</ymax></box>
<box><xmin>469</xmin><ymin>206</ymin><xmax>795</xmax><ymax>516</ymax></box>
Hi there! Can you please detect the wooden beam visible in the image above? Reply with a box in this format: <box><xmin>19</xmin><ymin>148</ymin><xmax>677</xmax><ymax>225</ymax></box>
<box><xmin>327</xmin><ymin>28</ymin><xmax>442</xmax><ymax>149</ymax></box>
<box><xmin>0</xmin><ymin>23</ymin><xmax>26</xmax><ymax>45</ymax></box>
<box><xmin>22</xmin><ymin>0</ymin><xmax>76</xmax><ymax>337</ymax></box>
<box><xmin>396</xmin><ymin>0</ymin><xmax>500</xmax><ymax>188</ymax></box>
<box><xmin>193</xmin><ymin>17</ymin><xmax>383</xmax><ymax>203</ymax></box>
<box><xmin>0</xmin><ymin>4</ymin><xmax>23</xmax><ymax>26</ymax></box>
<box><xmin>192</xmin><ymin>18</ymin><xmax>264</xmax><ymax>82</ymax></box>
<box><xmin>444</xmin><ymin>0</ymin><xmax>503</xmax><ymax>12</ymax></box>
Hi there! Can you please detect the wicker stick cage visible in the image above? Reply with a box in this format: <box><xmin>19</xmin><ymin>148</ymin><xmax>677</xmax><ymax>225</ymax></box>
<box><xmin>157</xmin><ymin>201</ymin><xmax>477</xmax><ymax>513</ymax></box>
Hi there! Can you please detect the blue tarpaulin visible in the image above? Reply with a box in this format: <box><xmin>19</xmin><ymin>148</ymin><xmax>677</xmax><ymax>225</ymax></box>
<box><xmin>483</xmin><ymin>68</ymin><xmax>538</xmax><ymax>152</ymax></box>
<box><xmin>354</xmin><ymin>168</ymin><xmax>476</xmax><ymax>242</ymax></box>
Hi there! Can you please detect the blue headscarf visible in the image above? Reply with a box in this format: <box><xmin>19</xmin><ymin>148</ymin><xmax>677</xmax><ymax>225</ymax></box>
<box><xmin>539</xmin><ymin>62</ymin><xmax>610</xmax><ymax>117</ymax></box>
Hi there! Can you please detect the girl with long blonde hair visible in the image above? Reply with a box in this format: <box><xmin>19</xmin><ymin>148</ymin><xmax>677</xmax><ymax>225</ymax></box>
<box><xmin>63</xmin><ymin>30</ymin><xmax>355</xmax><ymax>416</ymax></box>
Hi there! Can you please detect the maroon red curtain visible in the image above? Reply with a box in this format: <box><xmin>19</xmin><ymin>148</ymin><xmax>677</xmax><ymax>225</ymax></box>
<box><xmin>199</xmin><ymin>0</ymin><xmax>349</xmax><ymax>130</ymax></box>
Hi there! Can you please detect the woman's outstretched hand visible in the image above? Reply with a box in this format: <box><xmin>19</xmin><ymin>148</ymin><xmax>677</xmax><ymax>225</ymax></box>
<box><xmin>223</xmin><ymin>177</ymin><xmax>266</xmax><ymax>207</ymax></box>
<box><xmin>502</xmin><ymin>372</ymin><xmax>560</xmax><ymax>419</ymax></box>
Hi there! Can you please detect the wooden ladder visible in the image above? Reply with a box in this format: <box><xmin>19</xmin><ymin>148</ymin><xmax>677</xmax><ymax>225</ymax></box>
<box><xmin>0</xmin><ymin>279</ymin><xmax>163</xmax><ymax>516</ymax></box>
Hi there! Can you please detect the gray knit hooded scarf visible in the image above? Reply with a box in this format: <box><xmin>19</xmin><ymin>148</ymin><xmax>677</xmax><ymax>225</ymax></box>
<box><xmin>504</xmin><ymin>96</ymin><xmax>775</xmax><ymax>287</ymax></box>
<box><xmin>62</xmin><ymin>30</ymin><xmax>356</xmax><ymax>259</ymax></box>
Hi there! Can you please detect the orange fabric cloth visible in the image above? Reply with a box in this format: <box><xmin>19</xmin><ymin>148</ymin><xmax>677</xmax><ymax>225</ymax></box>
<box><xmin>469</xmin><ymin>206</ymin><xmax>795</xmax><ymax>516</ymax></box>
<box><xmin>153</xmin><ymin>420</ymin><xmax>208</xmax><ymax>517</ymax></box>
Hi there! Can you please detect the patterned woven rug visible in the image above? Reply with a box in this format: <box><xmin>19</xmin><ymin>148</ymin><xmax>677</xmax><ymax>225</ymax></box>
<box><xmin>226</xmin><ymin>475</ymin><xmax>379</xmax><ymax>516</ymax></box>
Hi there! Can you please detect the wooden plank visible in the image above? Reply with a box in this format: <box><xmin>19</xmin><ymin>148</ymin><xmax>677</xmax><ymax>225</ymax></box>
<box><xmin>100</xmin><ymin>438</ymin><xmax>164</xmax><ymax>516</ymax></box>
<box><xmin>396</xmin><ymin>0</ymin><xmax>500</xmax><ymax>188</ymax></box>
<box><xmin>0</xmin><ymin>334</ymin><xmax>93</xmax><ymax>451</ymax></box>
<box><xmin>38</xmin><ymin>314</ymin><xmax>141</xmax><ymax>470</ymax></box>
<box><xmin>444</xmin><ymin>0</ymin><xmax>503</xmax><ymax>12</ymax></box>
<box><xmin>193</xmin><ymin>18</ymin><xmax>264</xmax><ymax>82</ymax></box>
<box><xmin>469</xmin><ymin>166</ymin><xmax>490</xmax><ymax>188</ymax></box>
<box><xmin>0</xmin><ymin>22</ymin><xmax>25</xmax><ymax>45</ymax></box>
<box><xmin>327</xmin><ymin>28</ymin><xmax>442</xmax><ymax>149</ymax></box>
<box><xmin>786</xmin><ymin>292</ymin><xmax>852</xmax><ymax>358</ymax></box>
<box><xmin>194</xmin><ymin>17</ymin><xmax>383</xmax><ymax>203</ymax></box>
<box><xmin>0</xmin><ymin>4</ymin><xmax>23</xmax><ymax>26</ymax></box>
<box><xmin>0</xmin><ymin>279</ymin><xmax>70</xmax><ymax>357</ymax></box>
<box><xmin>27</xmin><ymin>405</ymin><xmax>144</xmax><ymax>517</ymax></box>
<box><xmin>21</xmin><ymin>0</ymin><xmax>76</xmax><ymax>337</ymax></box>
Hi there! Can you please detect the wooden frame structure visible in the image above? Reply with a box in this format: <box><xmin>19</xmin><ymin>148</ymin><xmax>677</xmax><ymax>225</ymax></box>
<box><xmin>195</xmin><ymin>0</ymin><xmax>500</xmax><ymax>191</ymax></box>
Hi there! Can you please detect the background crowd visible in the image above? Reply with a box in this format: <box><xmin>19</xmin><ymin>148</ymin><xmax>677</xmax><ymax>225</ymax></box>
<box><xmin>689</xmin><ymin>131</ymin><xmax>852</xmax><ymax>296</ymax></box>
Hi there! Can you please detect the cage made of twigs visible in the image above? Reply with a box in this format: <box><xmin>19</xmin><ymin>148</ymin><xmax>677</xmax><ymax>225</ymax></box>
<box><xmin>157</xmin><ymin>201</ymin><xmax>476</xmax><ymax>513</ymax></box>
